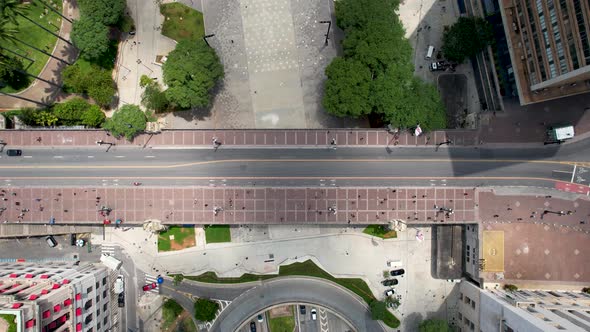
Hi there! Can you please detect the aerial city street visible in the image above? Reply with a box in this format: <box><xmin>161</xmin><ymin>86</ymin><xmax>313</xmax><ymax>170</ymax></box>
<box><xmin>1</xmin><ymin>0</ymin><xmax>590</xmax><ymax>331</ymax></box>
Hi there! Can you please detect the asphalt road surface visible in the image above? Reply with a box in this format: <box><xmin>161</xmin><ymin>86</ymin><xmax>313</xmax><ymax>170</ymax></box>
<box><xmin>0</xmin><ymin>145</ymin><xmax>587</xmax><ymax>188</ymax></box>
<box><xmin>209</xmin><ymin>277</ymin><xmax>383</xmax><ymax>332</ymax></box>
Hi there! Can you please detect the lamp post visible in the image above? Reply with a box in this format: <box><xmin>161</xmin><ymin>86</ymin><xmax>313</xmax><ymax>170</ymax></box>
<box><xmin>319</xmin><ymin>20</ymin><xmax>331</xmax><ymax>45</ymax></box>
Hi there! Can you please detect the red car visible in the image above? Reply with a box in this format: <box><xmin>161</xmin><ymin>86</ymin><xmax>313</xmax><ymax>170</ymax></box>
<box><xmin>142</xmin><ymin>282</ymin><xmax>157</xmax><ymax>291</ymax></box>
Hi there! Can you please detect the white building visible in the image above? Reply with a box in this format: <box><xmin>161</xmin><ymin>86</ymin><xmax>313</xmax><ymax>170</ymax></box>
<box><xmin>0</xmin><ymin>261</ymin><xmax>113</xmax><ymax>332</ymax></box>
<box><xmin>458</xmin><ymin>281</ymin><xmax>590</xmax><ymax>332</ymax></box>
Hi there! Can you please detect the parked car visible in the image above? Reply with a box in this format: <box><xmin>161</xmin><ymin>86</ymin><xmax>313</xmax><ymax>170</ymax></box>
<box><xmin>117</xmin><ymin>293</ymin><xmax>125</xmax><ymax>308</ymax></box>
<box><xmin>430</xmin><ymin>61</ymin><xmax>445</xmax><ymax>71</ymax></box>
<box><xmin>299</xmin><ymin>305</ymin><xmax>306</xmax><ymax>315</ymax></box>
<box><xmin>114</xmin><ymin>275</ymin><xmax>124</xmax><ymax>294</ymax></box>
<box><xmin>142</xmin><ymin>282</ymin><xmax>157</xmax><ymax>291</ymax></box>
<box><xmin>310</xmin><ymin>308</ymin><xmax>317</xmax><ymax>320</ymax></box>
<box><xmin>384</xmin><ymin>289</ymin><xmax>395</xmax><ymax>297</ymax></box>
<box><xmin>257</xmin><ymin>314</ymin><xmax>263</xmax><ymax>322</ymax></box>
<box><xmin>6</xmin><ymin>149</ymin><xmax>22</xmax><ymax>156</ymax></box>
<box><xmin>250</xmin><ymin>321</ymin><xmax>256</xmax><ymax>332</ymax></box>
<box><xmin>390</xmin><ymin>269</ymin><xmax>405</xmax><ymax>277</ymax></box>
<box><xmin>46</xmin><ymin>236</ymin><xmax>57</xmax><ymax>247</ymax></box>
<box><xmin>381</xmin><ymin>279</ymin><xmax>398</xmax><ymax>286</ymax></box>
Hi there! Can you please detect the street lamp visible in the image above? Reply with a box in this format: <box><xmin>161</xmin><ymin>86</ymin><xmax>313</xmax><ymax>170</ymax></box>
<box><xmin>319</xmin><ymin>20</ymin><xmax>331</xmax><ymax>45</ymax></box>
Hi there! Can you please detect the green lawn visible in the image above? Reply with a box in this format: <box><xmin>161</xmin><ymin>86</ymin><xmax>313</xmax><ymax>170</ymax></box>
<box><xmin>1</xmin><ymin>1</ymin><xmax>62</xmax><ymax>93</ymax></box>
<box><xmin>204</xmin><ymin>225</ymin><xmax>231</xmax><ymax>243</ymax></box>
<box><xmin>158</xmin><ymin>226</ymin><xmax>196</xmax><ymax>252</ymax></box>
<box><xmin>0</xmin><ymin>314</ymin><xmax>17</xmax><ymax>332</ymax></box>
<box><xmin>269</xmin><ymin>315</ymin><xmax>295</xmax><ymax>332</ymax></box>
<box><xmin>363</xmin><ymin>225</ymin><xmax>397</xmax><ymax>239</ymax></box>
<box><xmin>159</xmin><ymin>3</ymin><xmax>205</xmax><ymax>42</ymax></box>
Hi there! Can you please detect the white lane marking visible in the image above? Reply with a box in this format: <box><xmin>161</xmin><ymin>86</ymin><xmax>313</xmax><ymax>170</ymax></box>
<box><xmin>115</xmin><ymin>156</ymin><xmax>125</xmax><ymax>158</ymax></box>
<box><xmin>88</xmin><ymin>156</ymin><xmax>95</xmax><ymax>158</ymax></box>
<box><xmin>23</xmin><ymin>156</ymin><xmax>32</xmax><ymax>159</ymax></box>
<box><xmin>53</xmin><ymin>156</ymin><xmax>63</xmax><ymax>159</ymax></box>
<box><xmin>145</xmin><ymin>156</ymin><xmax>155</xmax><ymax>158</ymax></box>
<box><xmin>571</xmin><ymin>165</ymin><xmax>577</xmax><ymax>183</ymax></box>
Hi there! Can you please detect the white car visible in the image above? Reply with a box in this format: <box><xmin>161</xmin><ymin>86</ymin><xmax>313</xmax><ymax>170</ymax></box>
<box><xmin>310</xmin><ymin>308</ymin><xmax>317</xmax><ymax>320</ymax></box>
<box><xmin>384</xmin><ymin>289</ymin><xmax>395</xmax><ymax>297</ymax></box>
<box><xmin>114</xmin><ymin>275</ymin><xmax>124</xmax><ymax>294</ymax></box>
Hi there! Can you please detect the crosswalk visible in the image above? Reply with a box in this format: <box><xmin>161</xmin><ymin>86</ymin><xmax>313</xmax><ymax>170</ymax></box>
<box><xmin>144</xmin><ymin>274</ymin><xmax>160</xmax><ymax>294</ymax></box>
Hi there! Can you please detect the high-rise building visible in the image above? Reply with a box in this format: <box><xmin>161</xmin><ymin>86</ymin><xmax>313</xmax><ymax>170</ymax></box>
<box><xmin>0</xmin><ymin>262</ymin><xmax>113</xmax><ymax>332</ymax></box>
<box><xmin>457</xmin><ymin>281</ymin><xmax>590</xmax><ymax>331</ymax></box>
<box><xmin>499</xmin><ymin>0</ymin><xmax>590</xmax><ymax>105</ymax></box>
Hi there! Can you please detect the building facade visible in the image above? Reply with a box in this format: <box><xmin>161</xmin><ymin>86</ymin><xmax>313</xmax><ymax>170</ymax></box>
<box><xmin>499</xmin><ymin>0</ymin><xmax>590</xmax><ymax>104</ymax></box>
<box><xmin>458</xmin><ymin>281</ymin><xmax>590</xmax><ymax>331</ymax></box>
<box><xmin>0</xmin><ymin>262</ymin><xmax>112</xmax><ymax>332</ymax></box>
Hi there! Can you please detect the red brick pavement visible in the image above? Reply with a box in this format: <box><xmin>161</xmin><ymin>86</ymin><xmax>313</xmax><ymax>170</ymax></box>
<box><xmin>0</xmin><ymin>187</ymin><xmax>475</xmax><ymax>224</ymax></box>
<box><xmin>0</xmin><ymin>129</ymin><xmax>479</xmax><ymax>147</ymax></box>
<box><xmin>481</xmin><ymin>223</ymin><xmax>590</xmax><ymax>282</ymax></box>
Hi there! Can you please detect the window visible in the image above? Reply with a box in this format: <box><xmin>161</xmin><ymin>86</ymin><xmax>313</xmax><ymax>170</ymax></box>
<box><xmin>102</xmin><ymin>277</ymin><xmax>107</xmax><ymax>286</ymax></box>
<box><xmin>460</xmin><ymin>292</ymin><xmax>463</xmax><ymax>301</ymax></box>
<box><xmin>86</xmin><ymin>286</ymin><xmax>93</xmax><ymax>294</ymax></box>
<box><xmin>471</xmin><ymin>301</ymin><xmax>476</xmax><ymax>309</ymax></box>
<box><xmin>96</xmin><ymin>308</ymin><xmax>100</xmax><ymax>316</ymax></box>
<box><xmin>103</xmin><ymin>316</ymin><xmax>108</xmax><ymax>325</ymax></box>
<box><xmin>458</xmin><ymin>312</ymin><xmax>463</xmax><ymax>321</ymax></box>
<box><xmin>103</xmin><ymin>303</ymin><xmax>108</xmax><ymax>311</ymax></box>
<box><xmin>103</xmin><ymin>290</ymin><xmax>107</xmax><ymax>299</ymax></box>
<box><xmin>95</xmin><ymin>282</ymin><xmax>99</xmax><ymax>289</ymax></box>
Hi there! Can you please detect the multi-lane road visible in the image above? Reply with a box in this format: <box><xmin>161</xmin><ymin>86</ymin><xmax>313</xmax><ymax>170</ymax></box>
<box><xmin>0</xmin><ymin>142</ymin><xmax>588</xmax><ymax>188</ymax></box>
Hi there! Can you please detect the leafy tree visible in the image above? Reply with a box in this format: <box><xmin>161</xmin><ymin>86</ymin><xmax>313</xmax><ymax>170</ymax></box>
<box><xmin>582</xmin><ymin>287</ymin><xmax>590</xmax><ymax>294</ymax></box>
<box><xmin>71</xmin><ymin>17</ymin><xmax>110</xmax><ymax>60</ymax></box>
<box><xmin>418</xmin><ymin>319</ymin><xmax>451</xmax><ymax>332</ymax></box>
<box><xmin>142</xmin><ymin>80</ymin><xmax>170</xmax><ymax>113</ymax></box>
<box><xmin>163</xmin><ymin>40</ymin><xmax>224</xmax><ymax>109</ymax></box>
<box><xmin>78</xmin><ymin>0</ymin><xmax>126</xmax><ymax>26</ymax></box>
<box><xmin>52</xmin><ymin>98</ymin><xmax>90</xmax><ymax>126</ymax></box>
<box><xmin>370</xmin><ymin>300</ymin><xmax>387</xmax><ymax>321</ymax></box>
<box><xmin>504</xmin><ymin>284</ymin><xmax>518</xmax><ymax>292</ymax></box>
<box><xmin>163</xmin><ymin>299</ymin><xmax>183</xmax><ymax>322</ymax></box>
<box><xmin>0</xmin><ymin>53</ymin><xmax>29</xmax><ymax>89</ymax></box>
<box><xmin>0</xmin><ymin>0</ymin><xmax>27</xmax><ymax>25</ymax></box>
<box><xmin>102</xmin><ymin>104</ymin><xmax>146</xmax><ymax>140</ymax></box>
<box><xmin>33</xmin><ymin>110</ymin><xmax>58</xmax><ymax>127</ymax></box>
<box><xmin>62</xmin><ymin>64</ymin><xmax>87</xmax><ymax>92</ymax></box>
<box><xmin>63</xmin><ymin>63</ymin><xmax>115</xmax><ymax>107</ymax></box>
<box><xmin>442</xmin><ymin>16</ymin><xmax>493</xmax><ymax>63</ymax></box>
<box><xmin>194</xmin><ymin>298</ymin><xmax>219</xmax><ymax>322</ymax></box>
<box><xmin>139</xmin><ymin>74</ymin><xmax>154</xmax><ymax>88</ymax></box>
<box><xmin>81</xmin><ymin>105</ymin><xmax>106</xmax><ymax>127</ymax></box>
<box><xmin>323</xmin><ymin>57</ymin><xmax>372</xmax><ymax>118</ymax></box>
<box><xmin>173</xmin><ymin>274</ymin><xmax>184</xmax><ymax>286</ymax></box>
<box><xmin>335</xmin><ymin>0</ymin><xmax>399</xmax><ymax>32</ymax></box>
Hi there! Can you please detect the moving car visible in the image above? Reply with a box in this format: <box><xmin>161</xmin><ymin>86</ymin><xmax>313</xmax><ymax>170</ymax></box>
<box><xmin>299</xmin><ymin>305</ymin><xmax>306</xmax><ymax>315</ymax></box>
<box><xmin>257</xmin><ymin>314</ymin><xmax>263</xmax><ymax>322</ymax></box>
<box><xmin>117</xmin><ymin>293</ymin><xmax>125</xmax><ymax>308</ymax></box>
<box><xmin>384</xmin><ymin>289</ymin><xmax>395</xmax><ymax>297</ymax></box>
<box><xmin>250</xmin><ymin>321</ymin><xmax>256</xmax><ymax>332</ymax></box>
<box><xmin>142</xmin><ymin>282</ymin><xmax>157</xmax><ymax>291</ymax></box>
<box><xmin>46</xmin><ymin>236</ymin><xmax>57</xmax><ymax>247</ymax></box>
<box><xmin>381</xmin><ymin>279</ymin><xmax>398</xmax><ymax>286</ymax></box>
<box><xmin>311</xmin><ymin>308</ymin><xmax>317</xmax><ymax>320</ymax></box>
<box><xmin>6</xmin><ymin>149</ymin><xmax>22</xmax><ymax>156</ymax></box>
<box><xmin>389</xmin><ymin>269</ymin><xmax>405</xmax><ymax>277</ymax></box>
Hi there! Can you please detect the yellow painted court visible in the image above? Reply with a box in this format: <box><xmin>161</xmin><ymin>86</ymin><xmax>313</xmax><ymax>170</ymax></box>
<box><xmin>482</xmin><ymin>231</ymin><xmax>504</xmax><ymax>272</ymax></box>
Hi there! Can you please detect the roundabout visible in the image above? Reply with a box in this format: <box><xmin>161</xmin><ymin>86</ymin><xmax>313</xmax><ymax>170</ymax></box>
<box><xmin>209</xmin><ymin>276</ymin><xmax>385</xmax><ymax>332</ymax></box>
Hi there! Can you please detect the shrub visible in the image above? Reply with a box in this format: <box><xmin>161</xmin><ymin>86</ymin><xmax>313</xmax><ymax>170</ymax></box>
<box><xmin>102</xmin><ymin>104</ymin><xmax>146</xmax><ymax>140</ymax></box>
<box><xmin>162</xmin><ymin>299</ymin><xmax>183</xmax><ymax>323</ymax></box>
<box><xmin>419</xmin><ymin>319</ymin><xmax>451</xmax><ymax>332</ymax></box>
<box><xmin>504</xmin><ymin>284</ymin><xmax>518</xmax><ymax>292</ymax></box>
<box><xmin>63</xmin><ymin>63</ymin><xmax>115</xmax><ymax>107</ymax></box>
<box><xmin>71</xmin><ymin>17</ymin><xmax>110</xmax><ymax>61</ymax></box>
<box><xmin>0</xmin><ymin>55</ymin><xmax>30</xmax><ymax>90</ymax></box>
<box><xmin>81</xmin><ymin>105</ymin><xmax>106</xmax><ymax>127</ymax></box>
<box><xmin>194</xmin><ymin>298</ymin><xmax>219</xmax><ymax>322</ymax></box>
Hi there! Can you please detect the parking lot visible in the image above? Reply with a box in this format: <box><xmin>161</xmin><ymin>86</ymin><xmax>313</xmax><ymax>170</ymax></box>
<box><xmin>0</xmin><ymin>233</ymin><xmax>101</xmax><ymax>263</ymax></box>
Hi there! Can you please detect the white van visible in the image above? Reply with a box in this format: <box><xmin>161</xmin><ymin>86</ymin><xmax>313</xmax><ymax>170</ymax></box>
<box><xmin>114</xmin><ymin>275</ymin><xmax>124</xmax><ymax>294</ymax></box>
<box><xmin>100</xmin><ymin>254</ymin><xmax>122</xmax><ymax>270</ymax></box>
<box><xmin>425</xmin><ymin>45</ymin><xmax>435</xmax><ymax>59</ymax></box>
<box><xmin>387</xmin><ymin>260</ymin><xmax>402</xmax><ymax>268</ymax></box>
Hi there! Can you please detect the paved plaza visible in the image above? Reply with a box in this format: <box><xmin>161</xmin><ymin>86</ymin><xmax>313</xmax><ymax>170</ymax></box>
<box><xmin>0</xmin><ymin>187</ymin><xmax>475</xmax><ymax>224</ymax></box>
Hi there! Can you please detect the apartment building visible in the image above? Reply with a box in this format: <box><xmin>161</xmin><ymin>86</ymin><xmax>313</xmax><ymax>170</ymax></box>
<box><xmin>0</xmin><ymin>262</ymin><xmax>112</xmax><ymax>332</ymax></box>
<box><xmin>457</xmin><ymin>281</ymin><xmax>590</xmax><ymax>331</ymax></box>
<box><xmin>499</xmin><ymin>0</ymin><xmax>590</xmax><ymax>105</ymax></box>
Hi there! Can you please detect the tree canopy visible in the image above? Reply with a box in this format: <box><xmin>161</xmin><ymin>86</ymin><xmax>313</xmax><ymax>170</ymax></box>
<box><xmin>324</xmin><ymin>0</ymin><xmax>446</xmax><ymax>130</ymax></box>
<box><xmin>162</xmin><ymin>40</ymin><xmax>224</xmax><ymax>109</ymax></box>
<box><xmin>102</xmin><ymin>104</ymin><xmax>146</xmax><ymax>140</ymax></box>
<box><xmin>77</xmin><ymin>0</ymin><xmax>126</xmax><ymax>26</ymax></box>
<box><xmin>418</xmin><ymin>319</ymin><xmax>451</xmax><ymax>332</ymax></box>
<box><xmin>0</xmin><ymin>53</ymin><xmax>29</xmax><ymax>89</ymax></box>
<box><xmin>63</xmin><ymin>63</ymin><xmax>116</xmax><ymax>107</ymax></box>
<box><xmin>442</xmin><ymin>16</ymin><xmax>493</xmax><ymax>63</ymax></box>
<box><xmin>193</xmin><ymin>298</ymin><xmax>219</xmax><ymax>322</ymax></box>
<box><xmin>72</xmin><ymin>16</ymin><xmax>110</xmax><ymax>60</ymax></box>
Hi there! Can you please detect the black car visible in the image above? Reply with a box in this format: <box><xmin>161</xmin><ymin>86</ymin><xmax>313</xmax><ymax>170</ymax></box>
<box><xmin>381</xmin><ymin>279</ymin><xmax>398</xmax><ymax>286</ymax></box>
<box><xmin>250</xmin><ymin>321</ymin><xmax>256</xmax><ymax>332</ymax></box>
<box><xmin>390</xmin><ymin>269</ymin><xmax>405</xmax><ymax>277</ymax></box>
<box><xmin>6</xmin><ymin>149</ymin><xmax>22</xmax><ymax>156</ymax></box>
<box><xmin>117</xmin><ymin>293</ymin><xmax>125</xmax><ymax>308</ymax></box>
<box><xmin>299</xmin><ymin>305</ymin><xmax>306</xmax><ymax>315</ymax></box>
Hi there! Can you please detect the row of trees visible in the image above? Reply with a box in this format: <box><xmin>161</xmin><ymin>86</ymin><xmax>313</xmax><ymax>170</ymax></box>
<box><xmin>323</xmin><ymin>0</ymin><xmax>446</xmax><ymax>130</ymax></box>
<box><xmin>5</xmin><ymin>97</ymin><xmax>105</xmax><ymax>127</ymax></box>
